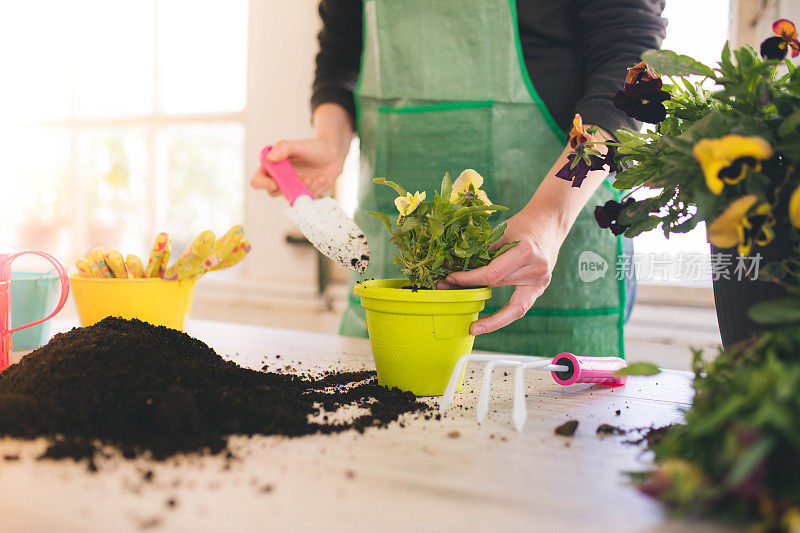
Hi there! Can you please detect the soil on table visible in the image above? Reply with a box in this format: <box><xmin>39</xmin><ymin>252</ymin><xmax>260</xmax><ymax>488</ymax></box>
<box><xmin>0</xmin><ymin>317</ymin><xmax>430</xmax><ymax>467</ymax></box>
<box><xmin>554</xmin><ymin>420</ymin><xmax>579</xmax><ymax>436</ymax></box>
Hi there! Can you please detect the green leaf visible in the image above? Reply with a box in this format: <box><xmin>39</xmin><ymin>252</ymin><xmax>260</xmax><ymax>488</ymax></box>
<box><xmin>372</xmin><ymin>177</ymin><xmax>407</xmax><ymax>196</ymax></box>
<box><xmin>623</xmin><ymin>216</ymin><xmax>661</xmax><ymax>238</ymax></box>
<box><xmin>486</xmin><ymin>222</ymin><xmax>507</xmax><ymax>246</ymax></box>
<box><xmin>449</xmin><ymin>204</ymin><xmax>506</xmax><ymax>225</ymax></box>
<box><xmin>492</xmin><ymin>241</ymin><xmax>518</xmax><ymax>257</ymax></box>
<box><xmin>748</xmin><ymin>298</ymin><xmax>800</xmax><ymax>325</ymax></box>
<box><xmin>682</xmin><ymin>110</ymin><xmax>731</xmax><ymax>140</ymax></box>
<box><xmin>615</xmin><ymin>362</ymin><xmax>661</xmax><ymax>376</ymax></box>
<box><xmin>721</xmin><ymin>40</ymin><xmax>731</xmax><ymax>66</ymax></box>
<box><xmin>428</xmin><ymin>217</ymin><xmax>444</xmax><ymax>239</ymax></box>
<box><xmin>367</xmin><ymin>211</ymin><xmax>393</xmax><ymax>233</ymax></box>
<box><xmin>722</xmin><ymin>437</ymin><xmax>773</xmax><ymax>490</ymax></box>
<box><xmin>399</xmin><ymin>216</ymin><xmax>420</xmax><ymax>233</ymax></box>
<box><xmin>642</xmin><ymin>49</ymin><xmax>715</xmax><ymax>78</ymax></box>
<box><xmin>453</xmin><ymin>246</ymin><xmax>469</xmax><ymax>258</ymax></box>
<box><xmin>440</xmin><ymin>172</ymin><xmax>452</xmax><ymax>201</ymax></box>
<box><xmin>464</xmin><ymin>223</ymin><xmax>483</xmax><ymax>239</ymax></box>
<box><xmin>778</xmin><ymin>109</ymin><xmax>800</xmax><ymax>138</ymax></box>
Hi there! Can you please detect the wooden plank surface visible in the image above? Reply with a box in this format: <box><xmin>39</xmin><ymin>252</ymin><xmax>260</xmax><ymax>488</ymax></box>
<box><xmin>0</xmin><ymin>320</ymin><xmax>729</xmax><ymax>532</ymax></box>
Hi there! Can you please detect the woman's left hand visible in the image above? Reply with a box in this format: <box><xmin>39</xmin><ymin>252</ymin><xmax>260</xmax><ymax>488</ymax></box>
<box><xmin>437</xmin><ymin>210</ymin><xmax>563</xmax><ymax>335</ymax></box>
<box><xmin>437</xmin><ymin>123</ymin><xmax>611</xmax><ymax>337</ymax></box>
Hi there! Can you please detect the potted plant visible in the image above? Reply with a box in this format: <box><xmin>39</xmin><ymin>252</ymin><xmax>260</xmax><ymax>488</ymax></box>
<box><xmin>559</xmin><ymin>19</ymin><xmax>800</xmax><ymax>348</ymax></box>
<box><xmin>354</xmin><ymin>170</ymin><xmax>516</xmax><ymax>396</ymax></box>
<box><xmin>556</xmin><ymin>19</ymin><xmax>800</xmax><ymax>531</ymax></box>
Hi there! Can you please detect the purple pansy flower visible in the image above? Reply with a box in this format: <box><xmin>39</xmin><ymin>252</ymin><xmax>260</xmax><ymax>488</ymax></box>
<box><xmin>613</xmin><ymin>78</ymin><xmax>671</xmax><ymax>124</ymax></box>
<box><xmin>556</xmin><ymin>153</ymin><xmax>606</xmax><ymax>188</ymax></box>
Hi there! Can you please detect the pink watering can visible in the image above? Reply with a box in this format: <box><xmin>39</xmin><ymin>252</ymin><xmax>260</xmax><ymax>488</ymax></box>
<box><xmin>0</xmin><ymin>252</ymin><xmax>69</xmax><ymax>371</ymax></box>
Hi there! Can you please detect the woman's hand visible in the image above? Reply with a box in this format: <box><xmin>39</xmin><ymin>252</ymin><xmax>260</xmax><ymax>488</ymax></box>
<box><xmin>437</xmin><ymin>210</ymin><xmax>562</xmax><ymax>335</ymax></box>
<box><xmin>250</xmin><ymin>137</ymin><xmax>348</xmax><ymax>197</ymax></box>
<box><xmin>250</xmin><ymin>103</ymin><xmax>354</xmax><ymax>197</ymax></box>
<box><xmin>438</xmin><ymin>125</ymin><xmax>611</xmax><ymax>336</ymax></box>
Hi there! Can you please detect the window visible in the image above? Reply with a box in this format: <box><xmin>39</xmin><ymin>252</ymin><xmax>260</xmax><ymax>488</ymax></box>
<box><xmin>631</xmin><ymin>0</ymin><xmax>730</xmax><ymax>284</ymax></box>
<box><xmin>1</xmin><ymin>0</ymin><xmax>248</xmax><ymax>260</ymax></box>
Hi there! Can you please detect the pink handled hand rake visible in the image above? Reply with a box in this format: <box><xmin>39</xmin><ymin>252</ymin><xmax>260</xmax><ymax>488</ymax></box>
<box><xmin>439</xmin><ymin>352</ymin><xmax>628</xmax><ymax>431</ymax></box>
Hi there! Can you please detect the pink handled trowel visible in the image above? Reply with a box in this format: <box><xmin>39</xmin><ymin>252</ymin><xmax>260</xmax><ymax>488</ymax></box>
<box><xmin>260</xmin><ymin>146</ymin><xmax>369</xmax><ymax>273</ymax></box>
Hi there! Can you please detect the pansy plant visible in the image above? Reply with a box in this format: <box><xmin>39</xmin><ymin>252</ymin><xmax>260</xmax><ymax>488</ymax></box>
<box><xmin>557</xmin><ymin>19</ymin><xmax>800</xmax><ymax>263</ymax></box>
<box><xmin>369</xmin><ymin>171</ymin><xmax>517</xmax><ymax>289</ymax></box>
<box><xmin>581</xmin><ymin>21</ymin><xmax>800</xmax><ymax>530</ymax></box>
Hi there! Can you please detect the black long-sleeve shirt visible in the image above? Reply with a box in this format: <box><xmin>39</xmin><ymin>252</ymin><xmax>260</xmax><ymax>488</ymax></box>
<box><xmin>312</xmin><ymin>0</ymin><xmax>667</xmax><ymax>137</ymax></box>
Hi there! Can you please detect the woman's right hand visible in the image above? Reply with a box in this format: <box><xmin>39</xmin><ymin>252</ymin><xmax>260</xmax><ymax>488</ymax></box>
<box><xmin>251</xmin><ymin>103</ymin><xmax>355</xmax><ymax>198</ymax></box>
<box><xmin>250</xmin><ymin>137</ymin><xmax>349</xmax><ymax>198</ymax></box>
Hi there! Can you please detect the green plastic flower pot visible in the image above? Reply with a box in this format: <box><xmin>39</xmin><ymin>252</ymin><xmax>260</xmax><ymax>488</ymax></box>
<box><xmin>354</xmin><ymin>279</ymin><xmax>491</xmax><ymax>396</ymax></box>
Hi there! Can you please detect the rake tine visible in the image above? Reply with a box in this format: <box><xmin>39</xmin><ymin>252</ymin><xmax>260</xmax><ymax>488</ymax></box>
<box><xmin>440</xmin><ymin>354</ymin><xmax>530</xmax><ymax>413</ymax></box>
<box><xmin>440</xmin><ymin>354</ymin><xmax>472</xmax><ymax>413</ymax></box>
<box><xmin>510</xmin><ymin>359</ymin><xmax>566</xmax><ymax>431</ymax></box>
<box><xmin>477</xmin><ymin>359</ymin><xmax>524</xmax><ymax>424</ymax></box>
<box><xmin>512</xmin><ymin>364</ymin><xmax>528</xmax><ymax>431</ymax></box>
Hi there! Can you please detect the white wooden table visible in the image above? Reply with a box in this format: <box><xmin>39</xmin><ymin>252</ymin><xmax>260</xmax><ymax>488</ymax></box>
<box><xmin>0</xmin><ymin>319</ymin><xmax>730</xmax><ymax>532</ymax></box>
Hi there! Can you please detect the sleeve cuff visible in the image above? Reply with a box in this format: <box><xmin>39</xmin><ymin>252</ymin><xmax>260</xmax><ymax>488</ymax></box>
<box><xmin>574</xmin><ymin>100</ymin><xmax>641</xmax><ymax>141</ymax></box>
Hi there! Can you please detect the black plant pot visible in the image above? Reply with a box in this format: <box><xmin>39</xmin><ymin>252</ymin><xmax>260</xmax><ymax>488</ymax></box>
<box><xmin>711</xmin><ymin>235</ymin><xmax>794</xmax><ymax>349</ymax></box>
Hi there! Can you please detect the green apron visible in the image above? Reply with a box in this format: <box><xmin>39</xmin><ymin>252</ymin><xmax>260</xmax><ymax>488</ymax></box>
<box><xmin>340</xmin><ymin>0</ymin><xmax>626</xmax><ymax>358</ymax></box>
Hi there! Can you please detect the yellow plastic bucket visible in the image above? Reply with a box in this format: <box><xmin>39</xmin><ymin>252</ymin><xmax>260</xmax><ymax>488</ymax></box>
<box><xmin>69</xmin><ymin>275</ymin><xmax>196</xmax><ymax>330</ymax></box>
<box><xmin>354</xmin><ymin>279</ymin><xmax>491</xmax><ymax>396</ymax></box>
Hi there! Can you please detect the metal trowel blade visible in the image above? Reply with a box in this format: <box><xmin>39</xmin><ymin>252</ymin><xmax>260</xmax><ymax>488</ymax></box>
<box><xmin>284</xmin><ymin>196</ymin><xmax>369</xmax><ymax>273</ymax></box>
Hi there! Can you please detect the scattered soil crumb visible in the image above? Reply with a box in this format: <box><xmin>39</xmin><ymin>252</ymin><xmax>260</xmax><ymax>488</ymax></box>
<box><xmin>345</xmin><ymin>470</ymin><xmax>356</xmax><ymax>479</ymax></box>
<box><xmin>615</xmin><ymin>410</ymin><xmax>621</xmax><ymax>416</ymax></box>
<box><xmin>625</xmin><ymin>425</ymin><xmax>672</xmax><ymax>447</ymax></box>
<box><xmin>596</xmin><ymin>424</ymin><xmax>625</xmax><ymax>435</ymax></box>
<box><xmin>3</xmin><ymin>454</ymin><xmax>20</xmax><ymax>461</ymax></box>
<box><xmin>259</xmin><ymin>484</ymin><xmax>274</xmax><ymax>494</ymax></box>
<box><xmin>138</xmin><ymin>517</ymin><xmax>162</xmax><ymax>530</ymax></box>
<box><xmin>555</xmin><ymin>420</ymin><xmax>579</xmax><ymax>437</ymax></box>
<box><xmin>166</xmin><ymin>498</ymin><xmax>177</xmax><ymax>509</ymax></box>
<box><xmin>447</xmin><ymin>430</ymin><xmax>461</xmax><ymax>439</ymax></box>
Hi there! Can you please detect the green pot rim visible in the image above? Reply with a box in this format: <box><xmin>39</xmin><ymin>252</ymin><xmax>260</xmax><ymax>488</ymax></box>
<box><xmin>355</xmin><ymin>278</ymin><xmax>491</xmax><ymax>303</ymax></box>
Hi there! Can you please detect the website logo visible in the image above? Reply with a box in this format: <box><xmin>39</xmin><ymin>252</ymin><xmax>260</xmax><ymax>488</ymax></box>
<box><xmin>578</xmin><ymin>250</ymin><xmax>608</xmax><ymax>283</ymax></box>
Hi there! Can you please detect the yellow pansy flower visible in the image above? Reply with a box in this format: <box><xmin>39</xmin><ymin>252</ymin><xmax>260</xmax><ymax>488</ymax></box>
<box><xmin>692</xmin><ymin>135</ymin><xmax>773</xmax><ymax>195</ymax></box>
<box><xmin>395</xmin><ymin>190</ymin><xmax>425</xmax><ymax>223</ymax></box>
<box><xmin>707</xmin><ymin>195</ymin><xmax>775</xmax><ymax>256</ymax></box>
<box><xmin>450</xmin><ymin>169</ymin><xmax>491</xmax><ymax>206</ymax></box>
<box><xmin>782</xmin><ymin>506</ymin><xmax>800</xmax><ymax>533</ymax></box>
<box><xmin>789</xmin><ymin>184</ymin><xmax>800</xmax><ymax>228</ymax></box>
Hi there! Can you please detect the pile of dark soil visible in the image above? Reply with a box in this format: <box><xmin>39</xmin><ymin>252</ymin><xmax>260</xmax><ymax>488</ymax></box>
<box><xmin>0</xmin><ymin>317</ymin><xmax>429</xmax><ymax>466</ymax></box>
